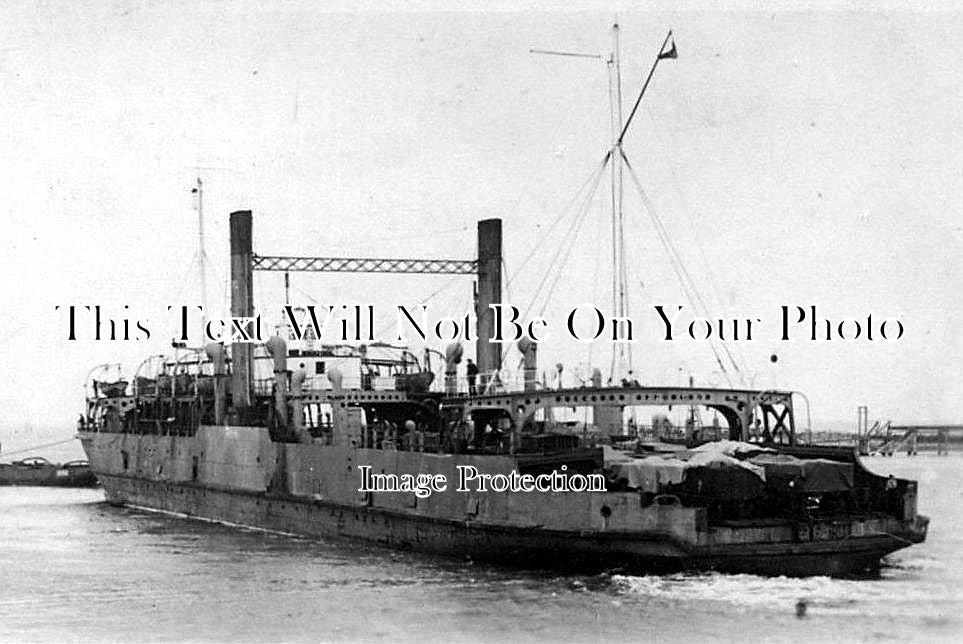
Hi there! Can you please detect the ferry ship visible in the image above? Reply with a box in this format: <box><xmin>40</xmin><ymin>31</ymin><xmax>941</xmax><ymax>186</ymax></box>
<box><xmin>77</xmin><ymin>25</ymin><xmax>928</xmax><ymax>577</ymax></box>
<box><xmin>77</xmin><ymin>208</ymin><xmax>928</xmax><ymax>577</ymax></box>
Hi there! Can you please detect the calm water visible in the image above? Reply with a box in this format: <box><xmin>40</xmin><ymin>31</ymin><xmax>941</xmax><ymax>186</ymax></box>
<box><xmin>0</xmin><ymin>455</ymin><xmax>961</xmax><ymax>643</ymax></box>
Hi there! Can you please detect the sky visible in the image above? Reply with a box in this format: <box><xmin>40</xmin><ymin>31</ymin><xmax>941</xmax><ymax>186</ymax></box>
<box><xmin>1</xmin><ymin>1</ymin><xmax>961</xmax><ymax>435</ymax></box>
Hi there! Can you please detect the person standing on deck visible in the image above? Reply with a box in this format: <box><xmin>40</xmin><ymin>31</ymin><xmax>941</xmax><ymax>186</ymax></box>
<box><xmin>885</xmin><ymin>474</ymin><xmax>900</xmax><ymax>515</ymax></box>
<box><xmin>466</xmin><ymin>359</ymin><xmax>479</xmax><ymax>396</ymax></box>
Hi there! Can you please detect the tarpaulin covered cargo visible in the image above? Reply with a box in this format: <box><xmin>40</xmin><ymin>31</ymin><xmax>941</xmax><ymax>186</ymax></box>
<box><xmin>604</xmin><ymin>441</ymin><xmax>768</xmax><ymax>495</ymax></box>
<box><xmin>690</xmin><ymin>440</ymin><xmax>775</xmax><ymax>460</ymax></box>
<box><xmin>605</xmin><ymin>441</ymin><xmax>854</xmax><ymax>498</ymax></box>
<box><xmin>749</xmin><ymin>453</ymin><xmax>854</xmax><ymax>493</ymax></box>
<box><xmin>674</xmin><ymin>462</ymin><xmax>767</xmax><ymax>501</ymax></box>
<box><xmin>606</xmin><ymin>456</ymin><xmax>688</xmax><ymax>493</ymax></box>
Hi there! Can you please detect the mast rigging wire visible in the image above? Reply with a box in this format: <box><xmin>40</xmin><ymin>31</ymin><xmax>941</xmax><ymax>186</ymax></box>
<box><xmin>494</xmin><ymin>151</ymin><xmax>611</xmax><ymax>376</ymax></box>
<box><xmin>644</xmin><ymin>114</ymin><xmax>752</xmax><ymax>382</ymax></box>
<box><xmin>536</xmin><ymin>170</ymin><xmax>605</xmax><ymax>318</ymax></box>
<box><xmin>587</xmin><ymin>195</ymin><xmax>606</xmax><ymax>368</ymax></box>
<box><xmin>621</xmin><ymin>149</ymin><xmax>737</xmax><ymax>385</ymax></box>
<box><xmin>506</xmin><ymin>152</ymin><xmax>614</xmax><ymax>291</ymax></box>
<box><xmin>528</xmin><ymin>150</ymin><xmax>612</xmax><ymax>319</ymax></box>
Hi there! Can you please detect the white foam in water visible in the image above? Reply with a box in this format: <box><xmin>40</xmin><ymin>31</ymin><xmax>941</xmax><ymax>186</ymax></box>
<box><xmin>611</xmin><ymin>572</ymin><xmax>852</xmax><ymax>611</ymax></box>
<box><xmin>611</xmin><ymin>565</ymin><xmax>958</xmax><ymax>619</ymax></box>
<box><xmin>1</xmin><ymin>455</ymin><xmax>961</xmax><ymax>642</ymax></box>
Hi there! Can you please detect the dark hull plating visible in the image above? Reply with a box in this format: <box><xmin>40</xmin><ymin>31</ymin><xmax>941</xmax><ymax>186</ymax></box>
<box><xmin>98</xmin><ymin>473</ymin><xmax>920</xmax><ymax>578</ymax></box>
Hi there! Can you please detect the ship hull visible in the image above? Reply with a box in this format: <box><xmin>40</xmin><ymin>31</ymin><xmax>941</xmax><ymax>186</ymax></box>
<box><xmin>95</xmin><ymin>471</ymin><xmax>922</xmax><ymax>578</ymax></box>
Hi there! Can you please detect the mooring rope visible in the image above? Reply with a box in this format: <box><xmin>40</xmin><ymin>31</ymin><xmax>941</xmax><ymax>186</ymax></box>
<box><xmin>0</xmin><ymin>437</ymin><xmax>78</xmax><ymax>459</ymax></box>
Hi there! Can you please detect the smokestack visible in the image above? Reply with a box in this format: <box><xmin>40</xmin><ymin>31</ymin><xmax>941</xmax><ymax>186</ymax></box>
<box><xmin>475</xmin><ymin>218</ymin><xmax>502</xmax><ymax>391</ymax></box>
<box><xmin>230</xmin><ymin>210</ymin><xmax>254</xmax><ymax>412</ymax></box>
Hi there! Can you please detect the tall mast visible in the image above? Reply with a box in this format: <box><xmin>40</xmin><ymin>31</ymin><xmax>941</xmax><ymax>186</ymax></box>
<box><xmin>195</xmin><ymin>177</ymin><xmax>209</xmax><ymax>330</ymax></box>
<box><xmin>608</xmin><ymin>20</ymin><xmax>629</xmax><ymax>380</ymax></box>
<box><xmin>534</xmin><ymin>24</ymin><xmax>675</xmax><ymax>383</ymax></box>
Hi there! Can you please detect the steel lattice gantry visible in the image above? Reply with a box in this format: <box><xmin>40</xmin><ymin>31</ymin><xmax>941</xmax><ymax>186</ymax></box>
<box><xmin>229</xmin><ymin>213</ymin><xmax>503</xmax><ymax>401</ymax></box>
<box><xmin>251</xmin><ymin>255</ymin><xmax>477</xmax><ymax>274</ymax></box>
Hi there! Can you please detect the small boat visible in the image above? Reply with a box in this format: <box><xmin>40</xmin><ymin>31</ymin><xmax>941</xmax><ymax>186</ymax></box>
<box><xmin>0</xmin><ymin>456</ymin><xmax>99</xmax><ymax>487</ymax></box>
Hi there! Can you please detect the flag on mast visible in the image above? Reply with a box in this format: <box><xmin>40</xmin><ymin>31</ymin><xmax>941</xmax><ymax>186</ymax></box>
<box><xmin>658</xmin><ymin>36</ymin><xmax>677</xmax><ymax>60</ymax></box>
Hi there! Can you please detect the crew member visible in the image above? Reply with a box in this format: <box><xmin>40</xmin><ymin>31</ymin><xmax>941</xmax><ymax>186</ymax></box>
<box><xmin>466</xmin><ymin>358</ymin><xmax>479</xmax><ymax>396</ymax></box>
<box><xmin>885</xmin><ymin>474</ymin><xmax>899</xmax><ymax>514</ymax></box>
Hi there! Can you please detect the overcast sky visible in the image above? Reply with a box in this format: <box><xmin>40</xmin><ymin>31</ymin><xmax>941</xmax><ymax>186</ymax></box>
<box><xmin>1</xmin><ymin>1</ymin><xmax>960</xmax><ymax>432</ymax></box>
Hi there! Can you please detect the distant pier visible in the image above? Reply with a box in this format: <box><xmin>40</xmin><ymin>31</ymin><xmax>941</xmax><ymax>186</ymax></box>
<box><xmin>810</xmin><ymin>424</ymin><xmax>961</xmax><ymax>456</ymax></box>
<box><xmin>860</xmin><ymin>424</ymin><xmax>961</xmax><ymax>456</ymax></box>
<box><xmin>883</xmin><ymin>425</ymin><xmax>960</xmax><ymax>455</ymax></box>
